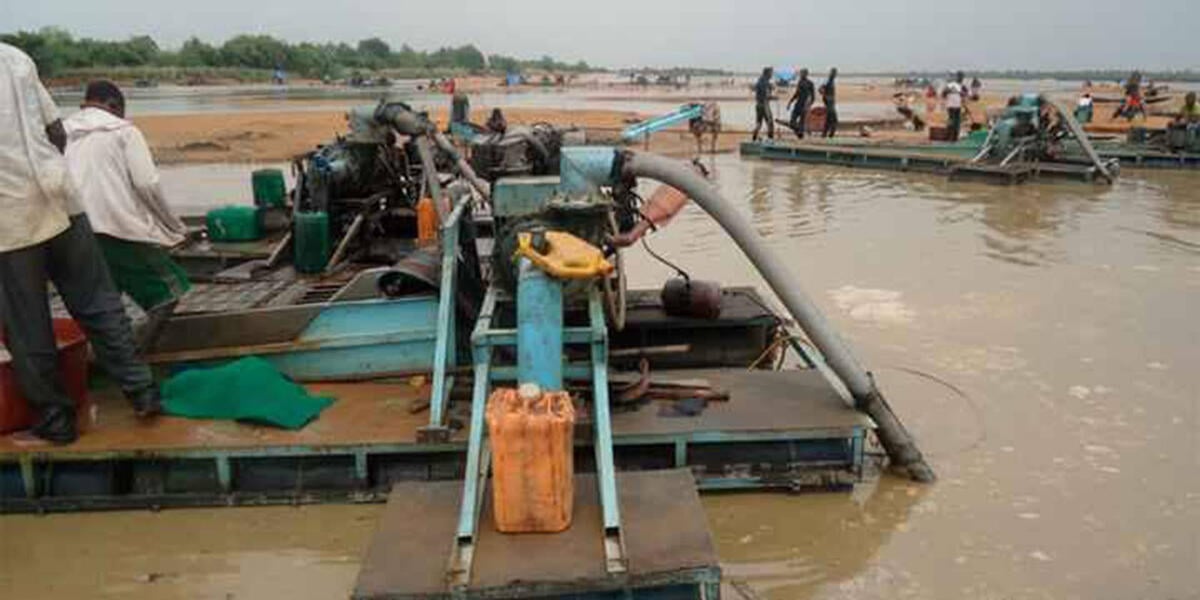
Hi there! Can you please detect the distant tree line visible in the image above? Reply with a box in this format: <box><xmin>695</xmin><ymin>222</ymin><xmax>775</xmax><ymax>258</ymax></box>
<box><xmin>0</xmin><ymin>28</ymin><xmax>595</xmax><ymax>79</ymax></box>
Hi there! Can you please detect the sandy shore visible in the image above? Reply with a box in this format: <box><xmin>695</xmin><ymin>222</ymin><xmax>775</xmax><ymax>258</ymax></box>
<box><xmin>136</xmin><ymin>107</ymin><xmax>647</xmax><ymax>164</ymax></box>
<box><xmin>135</xmin><ymin>105</ymin><xmax>754</xmax><ymax>164</ymax></box>
<box><xmin>135</xmin><ymin>81</ymin><xmax>1184</xmax><ymax>165</ymax></box>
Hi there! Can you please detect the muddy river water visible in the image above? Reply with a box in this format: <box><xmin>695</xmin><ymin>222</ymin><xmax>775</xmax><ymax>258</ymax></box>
<box><xmin>2</xmin><ymin>154</ymin><xmax>1197</xmax><ymax>599</ymax></box>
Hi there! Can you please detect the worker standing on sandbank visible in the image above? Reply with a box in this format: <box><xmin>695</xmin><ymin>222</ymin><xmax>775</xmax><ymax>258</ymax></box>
<box><xmin>0</xmin><ymin>43</ymin><xmax>162</xmax><ymax>445</ymax></box>
<box><xmin>63</xmin><ymin>80</ymin><xmax>191</xmax><ymax>352</ymax></box>
<box><xmin>787</xmin><ymin>68</ymin><xmax>815</xmax><ymax>139</ymax></box>
<box><xmin>751</xmin><ymin>67</ymin><xmax>775</xmax><ymax>142</ymax></box>
<box><xmin>820</xmin><ymin>68</ymin><xmax>838</xmax><ymax>138</ymax></box>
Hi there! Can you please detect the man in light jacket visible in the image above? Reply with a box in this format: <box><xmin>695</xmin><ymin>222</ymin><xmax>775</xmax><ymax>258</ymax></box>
<box><xmin>0</xmin><ymin>44</ymin><xmax>160</xmax><ymax>445</ymax></box>
<box><xmin>64</xmin><ymin>80</ymin><xmax>190</xmax><ymax>351</ymax></box>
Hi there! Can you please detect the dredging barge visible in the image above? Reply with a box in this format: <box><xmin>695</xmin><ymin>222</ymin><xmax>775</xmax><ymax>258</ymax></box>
<box><xmin>2</xmin><ymin>99</ymin><xmax>933</xmax><ymax>598</ymax></box>
<box><xmin>742</xmin><ymin>94</ymin><xmax>1200</xmax><ymax>183</ymax></box>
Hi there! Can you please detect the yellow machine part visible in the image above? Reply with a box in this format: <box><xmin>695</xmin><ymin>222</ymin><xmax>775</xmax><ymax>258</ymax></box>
<box><xmin>516</xmin><ymin>231</ymin><xmax>614</xmax><ymax>280</ymax></box>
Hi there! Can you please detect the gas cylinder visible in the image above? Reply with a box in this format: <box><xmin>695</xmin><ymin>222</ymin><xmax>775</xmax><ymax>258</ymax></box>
<box><xmin>661</xmin><ymin>277</ymin><xmax>722</xmax><ymax>319</ymax></box>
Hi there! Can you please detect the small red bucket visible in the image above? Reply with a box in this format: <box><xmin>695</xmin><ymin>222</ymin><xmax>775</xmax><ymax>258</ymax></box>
<box><xmin>0</xmin><ymin>319</ymin><xmax>91</xmax><ymax>434</ymax></box>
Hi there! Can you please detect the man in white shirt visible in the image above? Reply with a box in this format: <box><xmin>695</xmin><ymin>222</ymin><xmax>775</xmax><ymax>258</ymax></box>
<box><xmin>942</xmin><ymin>71</ymin><xmax>966</xmax><ymax>142</ymax></box>
<box><xmin>0</xmin><ymin>43</ymin><xmax>160</xmax><ymax>445</ymax></box>
<box><xmin>64</xmin><ymin>80</ymin><xmax>190</xmax><ymax>350</ymax></box>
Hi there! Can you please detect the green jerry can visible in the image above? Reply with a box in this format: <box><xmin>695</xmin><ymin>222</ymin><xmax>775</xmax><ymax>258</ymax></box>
<box><xmin>293</xmin><ymin>211</ymin><xmax>331</xmax><ymax>274</ymax></box>
<box><xmin>251</xmin><ymin>168</ymin><xmax>287</xmax><ymax>208</ymax></box>
<box><xmin>206</xmin><ymin>205</ymin><xmax>262</xmax><ymax>242</ymax></box>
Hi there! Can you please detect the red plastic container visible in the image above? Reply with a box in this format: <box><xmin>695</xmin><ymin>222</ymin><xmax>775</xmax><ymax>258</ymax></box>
<box><xmin>0</xmin><ymin>319</ymin><xmax>91</xmax><ymax>434</ymax></box>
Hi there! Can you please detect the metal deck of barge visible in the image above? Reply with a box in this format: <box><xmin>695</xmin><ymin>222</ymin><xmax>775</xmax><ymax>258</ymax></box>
<box><xmin>740</xmin><ymin>138</ymin><xmax>1200</xmax><ymax>173</ymax></box>
<box><xmin>0</xmin><ymin>367</ymin><xmax>870</xmax><ymax>513</ymax></box>
<box><xmin>354</xmin><ymin>470</ymin><xmax>721</xmax><ymax>600</ymax></box>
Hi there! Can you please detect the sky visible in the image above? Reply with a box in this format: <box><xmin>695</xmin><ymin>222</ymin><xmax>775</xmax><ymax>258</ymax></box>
<box><xmin>3</xmin><ymin>0</ymin><xmax>1197</xmax><ymax>72</ymax></box>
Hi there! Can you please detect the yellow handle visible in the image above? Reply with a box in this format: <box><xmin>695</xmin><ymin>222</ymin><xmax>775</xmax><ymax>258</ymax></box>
<box><xmin>516</xmin><ymin>231</ymin><xmax>613</xmax><ymax>280</ymax></box>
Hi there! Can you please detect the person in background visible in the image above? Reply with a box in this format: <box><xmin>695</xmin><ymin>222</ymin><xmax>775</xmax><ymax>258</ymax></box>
<box><xmin>1175</xmin><ymin>92</ymin><xmax>1200</xmax><ymax>131</ymax></box>
<box><xmin>820</xmin><ymin>68</ymin><xmax>838</xmax><ymax>138</ymax></box>
<box><xmin>1112</xmin><ymin>71</ymin><xmax>1144</xmax><ymax>120</ymax></box>
<box><xmin>969</xmin><ymin>76</ymin><xmax>983</xmax><ymax>101</ymax></box>
<box><xmin>449</xmin><ymin>91</ymin><xmax>470</xmax><ymax>128</ymax></box>
<box><xmin>687</xmin><ymin>101</ymin><xmax>722</xmax><ymax>154</ymax></box>
<box><xmin>485</xmin><ymin>107</ymin><xmax>508</xmax><ymax>135</ymax></box>
<box><xmin>894</xmin><ymin>92</ymin><xmax>926</xmax><ymax>130</ymax></box>
<box><xmin>63</xmin><ymin>80</ymin><xmax>190</xmax><ymax>353</ymax></box>
<box><xmin>0</xmin><ymin>44</ymin><xmax>161</xmax><ymax>445</ymax></box>
<box><xmin>786</xmin><ymin>68</ymin><xmax>815</xmax><ymax>140</ymax></box>
<box><xmin>1075</xmin><ymin>92</ymin><xmax>1095</xmax><ymax>124</ymax></box>
<box><xmin>751</xmin><ymin>66</ymin><xmax>775</xmax><ymax>142</ymax></box>
<box><xmin>942</xmin><ymin>71</ymin><xmax>966</xmax><ymax>142</ymax></box>
<box><xmin>924</xmin><ymin>83</ymin><xmax>938</xmax><ymax>123</ymax></box>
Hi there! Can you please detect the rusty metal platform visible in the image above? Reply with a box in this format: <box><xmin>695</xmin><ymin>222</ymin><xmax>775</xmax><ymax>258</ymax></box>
<box><xmin>353</xmin><ymin>469</ymin><xmax>720</xmax><ymax>599</ymax></box>
<box><xmin>0</xmin><ymin>368</ymin><xmax>870</xmax><ymax>513</ymax></box>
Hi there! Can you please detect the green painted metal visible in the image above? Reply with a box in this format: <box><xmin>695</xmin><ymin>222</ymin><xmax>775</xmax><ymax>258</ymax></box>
<box><xmin>447</xmin><ymin>286</ymin><xmax>500</xmax><ymax>589</ymax></box>
<box><xmin>18</xmin><ymin>456</ymin><xmax>35</xmax><ymax>499</ymax></box>
<box><xmin>491</xmin><ymin>176</ymin><xmax>562</xmax><ymax>217</ymax></box>
<box><xmin>215</xmin><ymin>456</ymin><xmax>232</xmax><ymax>493</ymax></box>
<box><xmin>1</xmin><ymin>274</ymin><xmax>866</xmax><ymax>513</ymax></box>
<box><xmin>0</xmin><ymin>425</ymin><xmax>864</xmax><ymax>512</ymax></box>
<box><xmin>587</xmin><ymin>287</ymin><xmax>626</xmax><ymax>573</ymax></box>
<box><xmin>742</xmin><ymin>138</ymin><xmax>1200</xmax><ymax>171</ymax></box>
<box><xmin>741</xmin><ymin>141</ymin><xmax>963</xmax><ymax>175</ymax></box>
<box><xmin>0</xmin><ymin>425</ymin><xmax>862</xmax><ymax>466</ymax></box>
<box><xmin>477</xmin><ymin>327</ymin><xmax>597</xmax><ymax>346</ymax></box>
<box><xmin>427</xmin><ymin>196</ymin><xmax>469</xmax><ymax>434</ymax></box>
<box><xmin>157</xmin><ymin>297</ymin><xmax>441</xmax><ymax>382</ymax></box>
<box><xmin>448</xmin><ymin>282</ymin><xmax>630</xmax><ymax>584</ymax></box>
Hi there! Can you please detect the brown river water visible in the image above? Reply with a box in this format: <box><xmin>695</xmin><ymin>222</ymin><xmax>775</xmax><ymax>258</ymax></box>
<box><xmin>2</xmin><ymin>155</ymin><xmax>1197</xmax><ymax>599</ymax></box>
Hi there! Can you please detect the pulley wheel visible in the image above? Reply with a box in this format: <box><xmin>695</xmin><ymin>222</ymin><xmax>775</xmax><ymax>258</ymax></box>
<box><xmin>603</xmin><ymin>213</ymin><xmax>627</xmax><ymax>331</ymax></box>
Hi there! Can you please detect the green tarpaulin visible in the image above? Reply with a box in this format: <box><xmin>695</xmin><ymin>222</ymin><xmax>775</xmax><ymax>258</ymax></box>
<box><xmin>162</xmin><ymin>357</ymin><xmax>334</xmax><ymax>430</ymax></box>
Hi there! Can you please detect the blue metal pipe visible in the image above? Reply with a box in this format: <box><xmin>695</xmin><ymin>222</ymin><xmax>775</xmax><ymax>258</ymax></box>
<box><xmin>559</xmin><ymin>147</ymin><xmax>616</xmax><ymax>195</ymax></box>
<box><xmin>620</xmin><ymin>104</ymin><xmax>704</xmax><ymax>142</ymax></box>
<box><xmin>516</xmin><ymin>258</ymin><xmax>563</xmax><ymax>391</ymax></box>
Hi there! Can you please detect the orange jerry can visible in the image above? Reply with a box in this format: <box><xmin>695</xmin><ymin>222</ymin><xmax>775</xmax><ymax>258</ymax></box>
<box><xmin>486</xmin><ymin>386</ymin><xmax>576</xmax><ymax>533</ymax></box>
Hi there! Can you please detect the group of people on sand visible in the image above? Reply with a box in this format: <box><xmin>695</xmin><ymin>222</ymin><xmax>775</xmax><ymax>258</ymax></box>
<box><xmin>1</xmin><ymin>42</ymin><xmax>189</xmax><ymax>444</ymax></box>
<box><xmin>751</xmin><ymin>66</ymin><xmax>839</xmax><ymax>142</ymax></box>
<box><xmin>1078</xmin><ymin>71</ymin><xmax>1200</xmax><ymax>136</ymax></box>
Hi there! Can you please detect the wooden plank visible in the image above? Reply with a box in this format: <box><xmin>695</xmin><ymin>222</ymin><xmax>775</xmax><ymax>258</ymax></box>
<box><xmin>0</xmin><ymin>382</ymin><xmax>436</xmax><ymax>456</ymax></box>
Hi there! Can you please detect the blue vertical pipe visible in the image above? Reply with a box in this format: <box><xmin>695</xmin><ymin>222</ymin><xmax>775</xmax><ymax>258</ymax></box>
<box><xmin>559</xmin><ymin>147</ymin><xmax>616</xmax><ymax>195</ymax></box>
<box><xmin>517</xmin><ymin>258</ymin><xmax>563</xmax><ymax>391</ymax></box>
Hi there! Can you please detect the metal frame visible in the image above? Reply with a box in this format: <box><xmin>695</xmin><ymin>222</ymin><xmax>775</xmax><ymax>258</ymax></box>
<box><xmin>4</xmin><ymin>294</ymin><xmax>867</xmax><ymax>514</ymax></box>
<box><xmin>422</xmin><ymin>197</ymin><xmax>471</xmax><ymax>441</ymax></box>
<box><xmin>447</xmin><ymin>284</ymin><xmax>627</xmax><ymax>593</ymax></box>
<box><xmin>741</xmin><ymin>139</ymin><xmax>1200</xmax><ymax>171</ymax></box>
<box><xmin>0</xmin><ymin>422</ymin><xmax>864</xmax><ymax>515</ymax></box>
